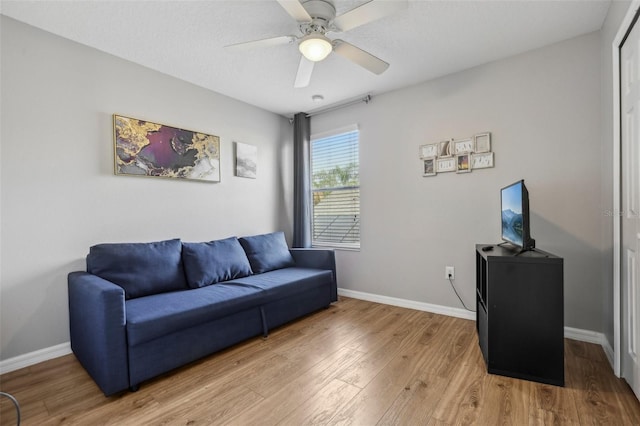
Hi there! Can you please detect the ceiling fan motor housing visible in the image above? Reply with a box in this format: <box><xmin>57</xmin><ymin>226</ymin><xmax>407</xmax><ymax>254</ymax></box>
<box><xmin>300</xmin><ymin>0</ymin><xmax>336</xmax><ymax>34</ymax></box>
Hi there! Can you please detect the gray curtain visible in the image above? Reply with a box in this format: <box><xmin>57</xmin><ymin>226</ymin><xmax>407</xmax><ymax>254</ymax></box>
<box><xmin>293</xmin><ymin>112</ymin><xmax>312</xmax><ymax>248</ymax></box>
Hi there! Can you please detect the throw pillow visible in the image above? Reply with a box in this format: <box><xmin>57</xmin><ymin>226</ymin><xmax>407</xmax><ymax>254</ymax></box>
<box><xmin>182</xmin><ymin>237</ymin><xmax>253</xmax><ymax>288</ymax></box>
<box><xmin>87</xmin><ymin>238</ymin><xmax>187</xmax><ymax>299</ymax></box>
<box><xmin>239</xmin><ymin>231</ymin><xmax>295</xmax><ymax>274</ymax></box>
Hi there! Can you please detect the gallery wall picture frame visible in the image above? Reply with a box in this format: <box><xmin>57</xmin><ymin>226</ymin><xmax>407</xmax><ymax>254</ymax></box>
<box><xmin>235</xmin><ymin>142</ymin><xmax>257</xmax><ymax>179</ymax></box>
<box><xmin>438</xmin><ymin>139</ymin><xmax>452</xmax><ymax>157</ymax></box>
<box><xmin>113</xmin><ymin>114</ymin><xmax>220</xmax><ymax>182</ymax></box>
<box><xmin>422</xmin><ymin>157</ymin><xmax>437</xmax><ymax>176</ymax></box>
<box><xmin>436</xmin><ymin>157</ymin><xmax>456</xmax><ymax>172</ymax></box>
<box><xmin>419</xmin><ymin>143</ymin><xmax>438</xmax><ymax>159</ymax></box>
<box><xmin>417</xmin><ymin>131</ymin><xmax>493</xmax><ymax>177</ymax></box>
<box><xmin>453</xmin><ymin>138</ymin><xmax>474</xmax><ymax>154</ymax></box>
<box><xmin>474</xmin><ymin>132</ymin><xmax>491</xmax><ymax>153</ymax></box>
<box><xmin>471</xmin><ymin>152</ymin><xmax>494</xmax><ymax>169</ymax></box>
<box><xmin>456</xmin><ymin>153</ymin><xmax>471</xmax><ymax>173</ymax></box>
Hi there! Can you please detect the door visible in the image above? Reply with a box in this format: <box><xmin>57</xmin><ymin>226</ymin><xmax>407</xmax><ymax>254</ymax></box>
<box><xmin>620</xmin><ymin>15</ymin><xmax>640</xmax><ymax>400</ymax></box>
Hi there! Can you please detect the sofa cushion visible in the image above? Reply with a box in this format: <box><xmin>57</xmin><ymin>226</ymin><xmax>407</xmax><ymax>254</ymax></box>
<box><xmin>227</xmin><ymin>267</ymin><xmax>332</xmax><ymax>301</ymax></box>
<box><xmin>182</xmin><ymin>237</ymin><xmax>253</xmax><ymax>288</ymax></box>
<box><xmin>87</xmin><ymin>239</ymin><xmax>187</xmax><ymax>299</ymax></box>
<box><xmin>239</xmin><ymin>232</ymin><xmax>295</xmax><ymax>274</ymax></box>
<box><xmin>125</xmin><ymin>283</ymin><xmax>265</xmax><ymax>346</ymax></box>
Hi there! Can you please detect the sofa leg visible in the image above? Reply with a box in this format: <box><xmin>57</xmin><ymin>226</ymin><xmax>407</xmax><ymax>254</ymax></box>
<box><xmin>260</xmin><ymin>307</ymin><xmax>269</xmax><ymax>338</ymax></box>
<box><xmin>129</xmin><ymin>385</ymin><xmax>140</xmax><ymax>392</ymax></box>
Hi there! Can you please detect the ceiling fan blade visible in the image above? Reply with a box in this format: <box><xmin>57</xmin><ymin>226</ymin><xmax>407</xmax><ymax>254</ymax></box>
<box><xmin>333</xmin><ymin>0</ymin><xmax>408</xmax><ymax>32</ymax></box>
<box><xmin>225</xmin><ymin>35</ymin><xmax>296</xmax><ymax>51</ymax></box>
<box><xmin>294</xmin><ymin>56</ymin><xmax>315</xmax><ymax>88</ymax></box>
<box><xmin>277</xmin><ymin>0</ymin><xmax>312</xmax><ymax>22</ymax></box>
<box><xmin>332</xmin><ymin>40</ymin><xmax>389</xmax><ymax>75</ymax></box>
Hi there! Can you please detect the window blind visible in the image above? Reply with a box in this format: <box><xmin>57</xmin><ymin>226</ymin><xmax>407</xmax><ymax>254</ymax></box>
<box><xmin>311</xmin><ymin>129</ymin><xmax>360</xmax><ymax>248</ymax></box>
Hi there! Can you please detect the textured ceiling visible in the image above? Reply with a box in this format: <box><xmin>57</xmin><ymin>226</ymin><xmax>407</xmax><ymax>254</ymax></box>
<box><xmin>1</xmin><ymin>0</ymin><xmax>612</xmax><ymax>117</ymax></box>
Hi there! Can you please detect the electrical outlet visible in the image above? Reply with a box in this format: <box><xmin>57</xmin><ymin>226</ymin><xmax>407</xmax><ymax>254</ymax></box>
<box><xmin>445</xmin><ymin>266</ymin><xmax>455</xmax><ymax>280</ymax></box>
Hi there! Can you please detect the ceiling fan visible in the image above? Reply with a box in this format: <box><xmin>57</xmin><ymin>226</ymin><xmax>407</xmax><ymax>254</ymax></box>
<box><xmin>225</xmin><ymin>0</ymin><xmax>408</xmax><ymax>88</ymax></box>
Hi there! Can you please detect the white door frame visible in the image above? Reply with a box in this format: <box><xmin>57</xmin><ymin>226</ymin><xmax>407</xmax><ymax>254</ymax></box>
<box><xmin>613</xmin><ymin>0</ymin><xmax>640</xmax><ymax>378</ymax></box>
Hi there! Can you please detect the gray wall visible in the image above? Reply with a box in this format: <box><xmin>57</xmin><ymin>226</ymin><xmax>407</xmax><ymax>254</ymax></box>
<box><xmin>0</xmin><ymin>12</ymin><xmax>623</xmax><ymax>362</ymax></box>
<box><xmin>0</xmin><ymin>17</ymin><xmax>291</xmax><ymax>360</ymax></box>
<box><xmin>312</xmin><ymin>32</ymin><xmax>604</xmax><ymax>332</ymax></box>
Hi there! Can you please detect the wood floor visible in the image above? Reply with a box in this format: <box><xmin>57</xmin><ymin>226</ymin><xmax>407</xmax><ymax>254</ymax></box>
<box><xmin>1</xmin><ymin>296</ymin><xmax>639</xmax><ymax>425</ymax></box>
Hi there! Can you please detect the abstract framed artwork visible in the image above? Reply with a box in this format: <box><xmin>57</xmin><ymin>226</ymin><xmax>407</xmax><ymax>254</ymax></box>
<box><xmin>113</xmin><ymin>114</ymin><xmax>220</xmax><ymax>182</ymax></box>
<box><xmin>235</xmin><ymin>142</ymin><xmax>257</xmax><ymax>179</ymax></box>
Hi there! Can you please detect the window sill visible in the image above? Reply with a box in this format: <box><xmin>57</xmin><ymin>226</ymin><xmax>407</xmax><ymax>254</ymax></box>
<box><xmin>312</xmin><ymin>243</ymin><xmax>360</xmax><ymax>252</ymax></box>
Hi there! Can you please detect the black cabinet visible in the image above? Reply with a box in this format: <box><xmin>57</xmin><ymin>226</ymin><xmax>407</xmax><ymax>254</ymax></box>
<box><xmin>476</xmin><ymin>244</ymin><xmax>564</xmax><ymax>386</ymax></box>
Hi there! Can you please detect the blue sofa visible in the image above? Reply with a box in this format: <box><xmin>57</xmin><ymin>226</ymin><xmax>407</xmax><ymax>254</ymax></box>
<box><xmin>67</xmin><ymin>232</ymin><xmax>337</xmax><ymax>396</ymax></box>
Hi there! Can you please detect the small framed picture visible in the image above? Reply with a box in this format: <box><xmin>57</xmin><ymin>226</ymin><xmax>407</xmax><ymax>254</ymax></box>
<box><xmin>438</xmin><ymin>139</ymin><xmax>452</xmax><ymax>157</ymax></box>
<box><xmin>456</xmin><ymin>153</ymin><xmax>471</xmax><ymax>173</ymax></box>
<box><xmin>471</xmin><ymin>152</ymin><xmax>494</xmax><ymax>169</ymax></box>
<box><xmin>453</xmin><ymin>138</ymin><xmax>474</xmax><ymax>154</ymax></box>
<box><xmin>419</xmin><ymin>143</ymin><xmax>438</xmax><ymax>158</ymax></box>
<box><xmin>235</xmin><ymin>142</ymin><xmax>257</xmax><ymax>178</ymax></box>
<box><xmin>422</xmin><ymin>157</ymin><xmax>437</xmax><ymax>176</ymax></box>
<box><xmin>437</xmin><ymin>157</ymin><xmax>456</xmax><ymax>172</ymax></box>
<box><xmin>474</xmin><ymin>132</ymin><xmax>491</xmax><ymax>153</ymax></box>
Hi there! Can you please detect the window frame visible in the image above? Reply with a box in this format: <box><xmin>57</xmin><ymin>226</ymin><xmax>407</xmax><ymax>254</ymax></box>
<box><xmin>310</xmin><ymin>125</ymin><xmax>360</xmax><ymax>250</ymax></box>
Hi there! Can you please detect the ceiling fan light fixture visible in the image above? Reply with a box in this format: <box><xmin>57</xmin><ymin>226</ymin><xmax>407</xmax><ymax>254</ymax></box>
<box><xmin>299</xmin><ymin>34</ymin><xmax>332</xmax><ymax>62</ymax></box>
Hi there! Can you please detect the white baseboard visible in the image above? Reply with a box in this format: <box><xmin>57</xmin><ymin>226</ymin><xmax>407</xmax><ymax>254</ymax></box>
<box><xmin>0</xmin><ymin>342</ymin><xmax>71</xmax><ymax>375</ymax></box>
<box><xmin>338</xmin><ymin>288</ymin><xmax>476</xmax><ymax>320</ymax></box>
<box><xmin>602</xmin><ymin>337</ymin><xmax>615</xmax><ymax>367</ymax></box>
<box><xmin>563</xmin><ymin>326</ymin><xmax>605</xmax><ymax>344</ymax></box>
<box><xmin>0</xmin><ymin>293</ymin><xmax>616</xmax><ymax>376</ymax></box>
<box><xmin>339</xmin><ymin>288</ymin><xmax>613</xmax><ymax>360</ymax></box>
<box><xmin>564</xmin><ymin>326</ymin><xmax>615</xmax><ymax>369</ymax></box>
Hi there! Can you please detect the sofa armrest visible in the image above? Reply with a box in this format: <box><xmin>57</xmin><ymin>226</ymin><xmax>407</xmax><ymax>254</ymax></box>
<box><xmin>68</xmin><ymin>271</ymin><xmax>129</xmax><ymax>395</ymax></box>
<box><xmin>290</xmin><ymin>248</ymin><xmax>337</xmax><ymax>302</ymax></box>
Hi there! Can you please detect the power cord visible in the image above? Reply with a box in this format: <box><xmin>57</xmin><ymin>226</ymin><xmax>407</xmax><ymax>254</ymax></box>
<box><xmin>0</xmin><ymin>392</ymin><xmax>21</xmax><ymax>425</ymax></box>
<box><xmin>448</xmin><ymin>276</ymin><xmax>475</xmax><ymax>312</ymax></box>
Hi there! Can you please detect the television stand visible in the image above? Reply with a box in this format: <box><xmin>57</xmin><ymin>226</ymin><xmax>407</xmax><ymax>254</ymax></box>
<box><xmin>476</xmin><ymin>244</ymin><xmax>564</xmax><ymax>386</ymax></box>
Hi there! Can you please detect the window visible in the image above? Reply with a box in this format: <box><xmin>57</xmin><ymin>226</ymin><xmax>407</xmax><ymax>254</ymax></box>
<box><xmin>311</xmin><ymin>127</ymin><xmax>360</xmax><ymax>249</ymax></box>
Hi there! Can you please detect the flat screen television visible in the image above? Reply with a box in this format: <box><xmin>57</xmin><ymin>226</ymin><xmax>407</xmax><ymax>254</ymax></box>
<box><xmin>501</xmin><ymin>180</ymin><xmax>535</xmax><ymax>251</ymax></box>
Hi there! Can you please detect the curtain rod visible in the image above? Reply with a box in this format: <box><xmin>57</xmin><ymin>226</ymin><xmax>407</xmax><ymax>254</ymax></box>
<box><xmin>305</xmin><ymin>94</ymin><xmax>372</xmax><ymax>118</ymax></box>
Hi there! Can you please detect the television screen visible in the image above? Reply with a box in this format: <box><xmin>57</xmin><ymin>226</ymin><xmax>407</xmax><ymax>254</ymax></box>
<box><xmin>501</xmin><ymin>180</ymin><xmax>525</xmax><ymax>247</ymax></box>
